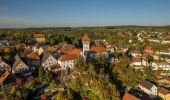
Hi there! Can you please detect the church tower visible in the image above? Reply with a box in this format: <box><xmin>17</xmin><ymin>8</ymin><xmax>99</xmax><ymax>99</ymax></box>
<box><xmin>82</xmin><ymin>33</ymin><xmax>91</xmax><ymax>53</ymax></box>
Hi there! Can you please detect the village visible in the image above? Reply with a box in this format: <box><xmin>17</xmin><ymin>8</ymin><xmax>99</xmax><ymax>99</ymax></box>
<box><xmin>0</xmin><ymin>29</ymin><xmax>170</xmax><ymax>100</ymax></box>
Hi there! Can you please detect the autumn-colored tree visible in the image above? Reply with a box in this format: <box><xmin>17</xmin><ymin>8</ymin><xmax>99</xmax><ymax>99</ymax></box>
<box><xmin>4</xmin><ymin>47</ymin><xmax>12</xmax><ymax>54</ymax></box>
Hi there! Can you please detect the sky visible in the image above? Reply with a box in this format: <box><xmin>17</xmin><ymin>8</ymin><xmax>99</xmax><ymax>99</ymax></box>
<box><xmin>0</xmin><ymin>0</ymin><xmax>170</xmax><ymax>28</ymax></box>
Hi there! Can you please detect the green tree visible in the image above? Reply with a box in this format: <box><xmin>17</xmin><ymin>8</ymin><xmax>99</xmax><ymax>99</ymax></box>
<box><xmin>88</xmin><ymin>63</ymin><xmax>96</xmax><ymax>76</ymax></box>
<box><xmin>55</xmin><ymin>92</ymin><xmax>66</xmax><ymax>100</ymax></box>
<box><xmin>45</xmin><ymin>71</ymin><xmax>52</xmax><ymax>83</ymax></box>
<box><xmin>49</xmin><ymin>79</ymin><xmax>56</xmax><ymax>89</ymax></box>
<box><xmin>4</xmin><ymin>47</ymin><xmax>12</xmax><ymax>54</ymax></box>
<box><xmin>38</xmin><ymin>67</ymin><xmax>44</xmax><ymax>81</ymax></box>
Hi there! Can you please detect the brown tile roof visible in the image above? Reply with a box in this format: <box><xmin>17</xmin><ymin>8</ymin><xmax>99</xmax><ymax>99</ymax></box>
<box><xmin>82</xmin><ymin>33</ymin><xmax>91</xmax><ymax>41</ymax></box>
<box><xmin>34</xmin><ymin>33</ymin><xmax>45</xmax><ymax>38</ymax></box>
<box><xmin>69</xmin><ymin>48</ymin><xmax>81</xmax><ymax>56</ymax></box>
<box><xmin>117</xmin><ymin>31</ymin><xmax>125</xmax><ymax>37</ymax></box>
<box><xmin>159</xmin><ymin>87</ymin><xmax>170</xmax><ymax>95</ymax></box>
<box><xmin>0</xmin><ymin>71</ymin><xmax>10</xmax><ymax>83</ymax></box>
<box><xmin>90</xmin><ymin>46</ymin><xmax>106</xmax><ymax>53</ymax></box>
<box><xmin>131</xmin><ymin>57</ymin><xmax>141</xmax><ymax>62</ymax></box>
<box><xmin>165</xmin><ymin>77</ymin><xmax>170</xmax><ymax>82</ymax></box>
<box><xmin>49</xmin><ymin>64</ymin><xmax>61</xmax><ymax>70</ymax></box>
<box><xmin>123</xmin><ymin>92</ymin><xmax>140</xmax><ymax>100</ymax></box>
<box><xmin>46</xmin><ymin>46</ymin><xmax>58</xmax><ymax>53</ymax></box>
<box><xmin>58</xmin><ymin>43</ymin><xmax>74</xmax><ymax>54</ymax></box>
<box><xmin>27</xmin><ymin>52</ymin><xmax>40</xmax><ymax>60</ymax></box>
<box><xmin>58</xmin><ymin>54</ymin><xmax>78</xmax><ymax>61</ymax></box>
<box><xmin>164</xmin><ymin>34</ymin><xmax>170</xmax><ymax>40</ymax></box>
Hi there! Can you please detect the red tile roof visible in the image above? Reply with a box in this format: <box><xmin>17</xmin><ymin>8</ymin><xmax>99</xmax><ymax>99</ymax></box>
<box><xmin>27</xmin><ymin>52</ymin><xmax>40</xmax><ymax>60</ymax></box>
<box><xmin>82</xmin><ymin>33</ymin><xmax>91</xmax><ymax>41</ymax></box>
<box><xmin>165</xmin><ymin>77</ymin><xmax>170</xmax><ymax>82</ymax></box>
<box><xmin>90</xmin><ymin>46</ymin><xmax>106</xmax><ymax>53</ymax></box>
<box><xmin>159</xmin><ymin>87</ymin><xmax>170</xmax><ymax>95</ymax></box>
<box><xmin>144</xmin><ymin>45</ymin><xmax>153</xmax><ymax>53</ymax></box>
<box><xmin>69</xmin><ymin>48</ymin><xmax>81</xmax><ymax>56</ymax></box>
<box><xmin>58</xmin><ymin>54</ymin><xmax>78</xmax><ymax>61</ymax></box>
<box><xmin>164</xmin><ymin>34</ymin><xmax>170</xmax><ymax>40</ymax></box>
<box><xmin>123</xmin><ymin>92</ymin><xmax>140</xmax><ymax>100</ymax></box>
<box><xmin>0</xmin><ymin>71</ymin><xmax>10</xmax><ymax>83</ymax></box>
<box><xmin>46</xmin><ymin>46</ymin><xmax>58</xmax><ymax>53</ymax></box>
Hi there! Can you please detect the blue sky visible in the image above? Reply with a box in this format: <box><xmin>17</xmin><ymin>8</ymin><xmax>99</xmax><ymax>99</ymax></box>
<box><xmin>0</xmin><ymin>0</ymin><xmax>170</xmax><ymax>28</ymax></box>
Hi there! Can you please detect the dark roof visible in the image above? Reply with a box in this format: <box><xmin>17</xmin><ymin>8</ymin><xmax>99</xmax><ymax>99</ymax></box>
<box><xmin>13</xmin><ymin>55</ymin><xmax>22</xmax><ymax>69</ymax></box>
<box><xmin>42</xmin><ymin>52</ymin><xmax>52</xmax><ymax>63</ymax></box>
<box><xmin>140</xmin><ymin>81</ymin><xmax>154</xmax><ymax>90</ymax></box>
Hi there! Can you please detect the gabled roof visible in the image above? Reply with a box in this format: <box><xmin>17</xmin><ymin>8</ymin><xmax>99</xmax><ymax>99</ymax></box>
<box><xmin>159</xmin><ymin>87</ymin><xmax>170</xmax><ymax>95</ymax></box>
<box><xmin>123</xmin><ymin>92</ymin><xmax>140</xmax><ymax>100</ymax></box>
<box><xmin>90</xmin><ymin>46</ymin><xmax>106</xmax><ymax>53</ymax></box>
<box><xmin>58</xmin><ymin>54</ymin><xmax>77</xmax><ymax>61</ymax></box>
<box><xmin>140</xmin><ymin>81</ymin><xmax>154</xmax><ymax>90</ymax></box>
<box><xmin>13</xmin><ymin>55</ymin><xmax>23</xmax><ymax>68</ymax></box>
<box><xmin>0</xmin><ymin>71</ymin><xmax>10</xmax><ymax>83</ymax></box>
<box><xmin>82</xmin><ymin>33</ymin><xmax>91</xmax><ymax>41</ymax></box>
<box><xmin>42</xmin><ymin>52</ymin><xmax>52</xmax><ymax>63</ymax></box>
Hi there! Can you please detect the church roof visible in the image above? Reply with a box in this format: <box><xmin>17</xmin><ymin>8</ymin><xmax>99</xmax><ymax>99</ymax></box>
<box><xmin>82</xmin><ymin>33</ymin><xmax>91</xmax><ymax>41</ymax></box>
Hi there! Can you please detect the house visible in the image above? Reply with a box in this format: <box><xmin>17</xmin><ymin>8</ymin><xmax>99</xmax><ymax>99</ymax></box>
<box><xmin>48</xmin><ymin>64</ymin><xmax>61</xmax><ymax>73</ymax></box>
<box><xmin>0</xmin><ymin>71</ymin><xmax>15</xmax><ymax>89</ymax></box>
<box><xmin>12</xmin><ymin>55</ymin><xmax>30</xmax><ymax>74</ymax></box>
<box><xmin>46</xmin><ymin>46</ymin><xmax>58</xmax><ymax>53</ymax></box>
<box><xmin>34</xmin><ymin>33</ymin><xmax>45</xmax><ymax>43</ymax></box>
<box><xmin>117</xmin><ymin>31</ymin><xmax>125</xmax><ymax>37</ymax></box>
<box><xmin>123</xmin><ymin>92</ymin><xmax>140</xmax><ymax>100</ymax></box>
<box><xmin>58</xmin><ymin>43</ymin><xmax>74</xmax><ymax>54</ymax></box>
<box><xmin>142</xmin><ymin>58</ymin><xmax>148</xmax><ymax>67</ymax></box>
<box><xmin>162</xmin><ymin>34</ymin><xmax>170</xmax><ymax>44</ymax></box>
<box><xmin>89</xmin><ymin>46</ymin><xmax>109</xmax><ymax>59</ymax></box>
<box><xmin>26</xmin><ymin>52</ymin><xmax>41</xmax><ymax>68</ymax></box>
<box><xmin>144</xmin><ymin>45</ymin><xmax>154</xmax><ymax>54</ymax></box>
<box><xmin>148</xmin><ymin>38</ymin><xmax>160</xmax><ymax>43</ymax></box>
<box><xmin>163</xmin><ymin>77</ymin><xmax>170</xmax><ymax>85</ymax></box>
<box><xmin>151</xmin><ymin>62</ymin><xmax>170</xmax><ymax>71</ymax></box>
<box><xmin>159</xmin><ymin>49</ymin><xmax>170</xmax><ymax>55</ymax></box>
<box><xmin>106</xmin><ymin>45</ymin><xmax>115</xmax><ymax>53</ymax></box>
<box><xmin>58</xmin><ymin>53</ymin><xmax>79</xmax><ymax>69</ymax></box>
<box><xmin>130</xmin><ymin>57</ymin><xmax>142</xmax><ymax>66</ymax></box>
<box><xmin>130</xmin><ymin>50</ymin><xmax>142</xmax><ymax>57</ymax></box>
<box><xmin>158</xmin><ymin>87</ymin><xmax>170</xmax><ymax>100</ymax></box>
<box><xmin>0</xmin><ymin>57</ymin><xmax>11</xmax><ymax>72</ymax></box>
<box><xmin>42</xmin><ymin>52</ymin><xmax>58</xmax><ymax>70</ymax></box>
<box><xmin>139</xmin><ymin>81</ymin><xmax>157</xmax><ymax>96</ymax></box>
<box><xmin>160</xmin><ymin>55</ymin><xmax>170</xmax><ymax>63</ymax></box>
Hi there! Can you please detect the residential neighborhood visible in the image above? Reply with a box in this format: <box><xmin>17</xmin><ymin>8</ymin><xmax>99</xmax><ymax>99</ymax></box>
<box><xmin>0</xmin><ymin>0</ymin><xmax>170</xmax><ymax>100</ymax></box>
